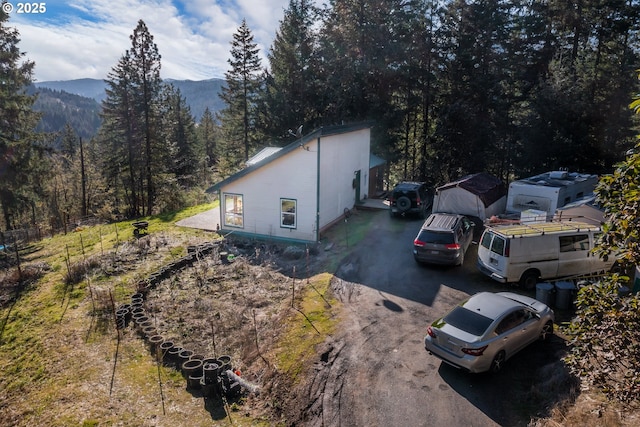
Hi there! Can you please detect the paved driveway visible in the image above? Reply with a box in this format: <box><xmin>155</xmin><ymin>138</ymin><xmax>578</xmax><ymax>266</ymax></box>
<box><xmin>175</xmin><ymin>207</ymin><xmax>220</xmax><ymax>231</ymax></box>
<box><xmin>299</xmin><ymin>209</ymin><xmax>570</xmax><ymax>427</ymax></box>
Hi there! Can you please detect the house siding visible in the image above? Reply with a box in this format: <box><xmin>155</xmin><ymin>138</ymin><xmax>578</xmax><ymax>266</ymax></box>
<box><xmin>220</xmin><ymin>140</ymin><xmax>319</xmax><ymax>242</ymax></box>
<box><xmin>318</xmin><ymin>128</ymin><xmax>370</xmax><ymax>231</ymax></box>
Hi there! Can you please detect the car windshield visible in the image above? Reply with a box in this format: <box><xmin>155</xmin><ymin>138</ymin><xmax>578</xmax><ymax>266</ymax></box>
<box><xmin>418</xmin><ymin>230</ymin><xmax>454</xmax><ymax>244</ymax></box>
<box><xmin>443</xmin><ymin>306</ymin><xmax>493</xmax><ymax>337</ymax></box>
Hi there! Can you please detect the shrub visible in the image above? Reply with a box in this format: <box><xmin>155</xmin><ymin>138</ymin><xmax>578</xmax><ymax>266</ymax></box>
<box><xmin>563</xmin><ymin>276</ymin><xmax>640</xmax><ymax>406</ymax></box>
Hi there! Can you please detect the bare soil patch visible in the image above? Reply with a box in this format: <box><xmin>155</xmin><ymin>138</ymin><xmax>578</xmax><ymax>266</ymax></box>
<box><xmin>99</xmin><ymin>233</ymin><xmax>333</xmax><ymax>422</ymax></box>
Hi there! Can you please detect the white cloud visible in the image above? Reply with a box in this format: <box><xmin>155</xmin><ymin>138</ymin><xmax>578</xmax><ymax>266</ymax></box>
<box><xmin>11</xmin><ymin>0</ymin><xmax>297</xmax><ymax>82</ymax></box>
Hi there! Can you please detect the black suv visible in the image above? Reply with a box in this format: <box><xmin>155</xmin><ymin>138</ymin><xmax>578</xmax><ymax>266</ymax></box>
<box><xmin>389</xmin><ymin>181</ymin><xmax>432</xmax><ymax>218</ymax></box>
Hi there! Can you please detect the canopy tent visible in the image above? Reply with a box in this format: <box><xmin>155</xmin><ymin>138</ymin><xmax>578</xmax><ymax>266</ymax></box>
<box><xmin>432</xmin><ymin>173</ymin><xmax>507</xmax><ymax>220</ymax></box>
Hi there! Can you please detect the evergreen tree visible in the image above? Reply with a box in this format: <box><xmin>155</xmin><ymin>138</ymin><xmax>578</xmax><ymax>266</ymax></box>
<box><xmin>99</xmin><ymin>20</ymin><xmax>162</xmax><ymax>217</ymax></box>
<box><xmin>519</xmin><ymin>0</ymin><xmax>640</xmax><ymax>176</ymax></box>
<box><xmin>197</xmin><ymin>107</ymin><xmax>219</xmax><ymax>182</ymax></box>
<box><xmin>157</xmin><ymin>84</ymin><xmax>199</xmax><ymax>187</ymax></box>
<box><xmin>432</xmin><ymin>0</ymin><xmax>512</xmax><ymax>181</ymax></box>
<box><xmin>100</xmin><ymin>52</ymin><xmax>143</xmax><ymax>217</ymax></box>
<box><xmin>129</xmin><ymin>20</ymin><xmax>162</xmax><ymax>215</ymax></box>
<box><xmin>60</xmin><ymin>123</ymin><xmax>78</xmax><ymax>157</ymax></box>
<box><xmin>218</xmin><ymin>19</ymin><xmax>263</xmax><ymax>167</ymax></box>
<box><xmin>317</xmin><ymin>0</ymin><xmax>419</xmax><ymax>173</ymax></box>
<box><xmin>259</xmin><ymin>0</ymin><xmax>321</xmax><ymax>141</ymax></box>
<box><xmin>0</xmin><ymin>8</ymin><xmax>44</xmax><ymax>229</ymax></box>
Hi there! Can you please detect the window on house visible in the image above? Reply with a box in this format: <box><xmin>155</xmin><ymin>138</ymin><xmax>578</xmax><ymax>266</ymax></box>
<box><xmin>281</xmin><ymin>198</ymin><xmax>296</xmax><ymax>228</ymax></box>
<box><xmin>224</xmin><ymin>194</ymin><xmax>243</xmax><ymax>227</ymax></box>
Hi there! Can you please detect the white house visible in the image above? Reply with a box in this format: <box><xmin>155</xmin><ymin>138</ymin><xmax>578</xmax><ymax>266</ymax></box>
<box><xmin>207</xmin><ymin>123</ymin><xmax>372</xmax><ymax>243</ymax></box>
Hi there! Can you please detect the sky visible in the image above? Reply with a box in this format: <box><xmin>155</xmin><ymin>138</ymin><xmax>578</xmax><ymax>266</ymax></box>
<box><xmin>7</xmin><ymin>0</ymin><xmax>311</xmax><ymax>82</ymax></box>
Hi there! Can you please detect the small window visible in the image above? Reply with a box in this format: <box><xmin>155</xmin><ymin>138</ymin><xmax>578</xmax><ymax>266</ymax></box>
<box><xmin>418</xmin><ymin>230</ymin><xmax>455</xmax><ymax>244</ymax></box>
<box><xmin>224</xmin><ymin>194</ymin><xmax>243</xmax><ymax>228</ymax></box>
<box><xmin>560</xmin><ymin>235</ymin><xmax>589</xmax><ymax>252</ymax></box>
<box><xmin>281</xmin><ymin>198</ymin><xmax>297</xmax><ymax>228</ymax></box>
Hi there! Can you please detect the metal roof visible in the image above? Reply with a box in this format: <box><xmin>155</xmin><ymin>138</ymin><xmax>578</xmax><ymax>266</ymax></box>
<box><xmin>246</xmin><ymin>147</ymin><xmax>282</xmax><ymax>166</ymax></box>
<box><xmin>369</xmin><ymin>153</ymin><xmax>386</xmax><ymax>168</ymax></box>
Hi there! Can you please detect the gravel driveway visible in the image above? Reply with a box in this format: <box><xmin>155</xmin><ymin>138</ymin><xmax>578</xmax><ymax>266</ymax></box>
<box><xmin>175</xmin><ymin>207</ymin><xmax>220</xmax><ymax>231</ymax></box>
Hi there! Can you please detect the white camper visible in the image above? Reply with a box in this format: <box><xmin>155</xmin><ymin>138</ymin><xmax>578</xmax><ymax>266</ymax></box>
<box><xmin>477</xmin><ymin>221</ymin><xmax>616</xmax><ymax>289</ymax></box>
<box><xmin>505</xmin><ymin>171</ymin><xmax>598</xmax><ymax>217</ymax></box>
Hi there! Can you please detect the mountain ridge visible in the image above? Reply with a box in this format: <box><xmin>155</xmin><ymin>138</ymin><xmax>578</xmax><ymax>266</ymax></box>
<box><xmin>34</xmin><ymin>77</ymin><xmax>226</xmax><ymax>122</ymax></box>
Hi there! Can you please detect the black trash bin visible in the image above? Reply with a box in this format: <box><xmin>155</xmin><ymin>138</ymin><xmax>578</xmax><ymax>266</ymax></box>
<box><xmin>536</xmin><ymin>282</ymin><xmax>555</xmax><ymax>307</ymax></box>
<box><xmin>554</xmin><ymin>280</ymin><xmax>576</xmax><ymax>310</ymax></box>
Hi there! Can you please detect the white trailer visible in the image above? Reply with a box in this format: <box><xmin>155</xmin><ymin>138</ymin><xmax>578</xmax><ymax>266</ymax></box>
<box><xmin>505</xmin><ymin>171</ymin><xmax>598</xmax><ymax>217</ymax></box>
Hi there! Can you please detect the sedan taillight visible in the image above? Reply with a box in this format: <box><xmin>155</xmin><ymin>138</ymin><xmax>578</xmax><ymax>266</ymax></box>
<box><xmin>461</xmin><ymin>345</ymin><xmax>488</xmax><ymax>356</ymax></box>
<box><xmin>426</xmin><ymin>326</ymin><xmax>437</xmax><ymax>338</ymax></box>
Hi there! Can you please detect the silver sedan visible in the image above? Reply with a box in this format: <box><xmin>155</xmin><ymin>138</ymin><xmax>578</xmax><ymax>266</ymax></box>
<box><xmin>424</xmin><ymin>292</ymin><xmax>554</xmax><ymax>373</ymax></box>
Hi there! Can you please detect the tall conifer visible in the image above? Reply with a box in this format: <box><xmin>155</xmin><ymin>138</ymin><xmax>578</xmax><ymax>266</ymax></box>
<box><xmin>99</xmin><ymin>20</ymin><xmax>162</xmax><ymax>217</ymax></box>
<box><xmin>0</xmin><ymin>9</ymin><xmax>43</xmax><ymax>229</ymax></box>
<box><xmin>219</xmin><ymin>19</ymin><xmax>262</xmax><ymax>166</ymax></box>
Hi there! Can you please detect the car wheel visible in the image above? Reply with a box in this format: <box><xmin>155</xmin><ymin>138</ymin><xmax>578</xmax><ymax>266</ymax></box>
<box><xmin>397</xmin><ymin>196</ymin><xmax>411</xmax><ymax>212</ymax></box>
<box><xmin>539</xmin><ymin>321</ymin><xmax>554</xmax><ymax>341</ymax></box>
<box><xmin>519</xmin><ymin>270</ymin><xmax>539</xmax><ymax>290</ymax></box>
<box><xmin>489</xmin><ymin>351</ymin><xmax>506</xmax><ymax>374</ymax></box>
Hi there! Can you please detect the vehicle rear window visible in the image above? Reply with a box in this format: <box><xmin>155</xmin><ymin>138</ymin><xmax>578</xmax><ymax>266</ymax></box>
<box><xmin>480</xmin><ymin>232</ymin><xmax>492</xmax><ymax>249</ymax></box>
<box><xmin>481</xmin><ymin>232</ymin><xmax>506</xmax><ymax>256</ymax></box>
<box><xmin>490</xmin><ymin>235</ymin><xmax>506</xmax><ymax>255</ymax></box>
<box><xmin>443</xmin><ymin>307</ymin><xmax>493</xmax><ymax>337</ymax></box>
<box><xmin>418</xmin><ymin>230</ymin><xmax>454</xmax><ymax>244</ymax></box>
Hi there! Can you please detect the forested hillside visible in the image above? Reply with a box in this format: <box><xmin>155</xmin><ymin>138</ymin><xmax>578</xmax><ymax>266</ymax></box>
<box><xmin>28</xmin><ymin>86</ymin><xmax>102</xmax><ymax>141</ymax></box>
<box><xmin>2</xmin><ymin>0</ymin><xmax>640</xmax><ymax>234</ymax></box>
